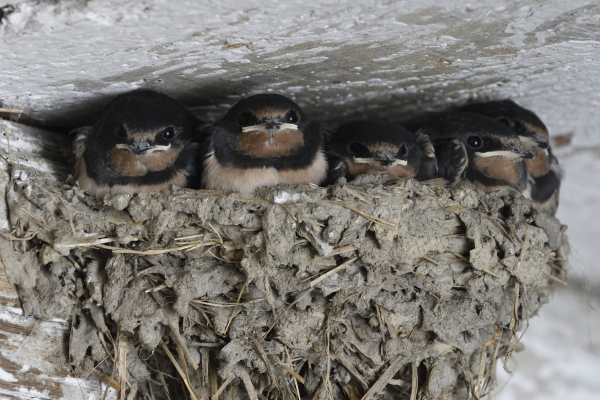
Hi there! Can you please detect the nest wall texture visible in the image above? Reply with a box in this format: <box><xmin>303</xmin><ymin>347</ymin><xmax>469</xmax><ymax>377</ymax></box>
<box><xmin>0</xmin><ymin>165</ymin><xmax>568</xmax><ymax>400</ymax></box>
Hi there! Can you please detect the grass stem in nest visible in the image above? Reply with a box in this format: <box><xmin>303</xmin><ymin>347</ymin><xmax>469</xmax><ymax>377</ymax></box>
<box><xmin>323</xmin><ymin>200</ymin><xmax>396</xmax><ymax>228</ymax></box>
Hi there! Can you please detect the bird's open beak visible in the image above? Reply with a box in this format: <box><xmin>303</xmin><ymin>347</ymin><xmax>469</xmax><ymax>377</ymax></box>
<box><xmin>116</xmin><ymin>142</ymin><xmax>171</xmax><ymax>155</ymax></box>
<box><xmin>242</xmin><ymin>123</ymin><xmax>298</xmax><ymax>133</ymax></box>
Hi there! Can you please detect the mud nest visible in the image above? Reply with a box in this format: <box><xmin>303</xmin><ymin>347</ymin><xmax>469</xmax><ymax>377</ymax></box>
<box><xmin>0</xmin><ymin>166</ymin><xmax>568</xmax><ymax>400</ymax></box>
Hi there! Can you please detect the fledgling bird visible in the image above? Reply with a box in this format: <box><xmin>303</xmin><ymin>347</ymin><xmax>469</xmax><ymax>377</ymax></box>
<box><xmin>405</xmin><ymin>113</ymin><xmax>534</xmax><ymax>196</ymax></box>
<box><xmin>459</xmin><ymin>100</ymin><xmax>561</xmax><ymax>215</ymax></box>
<box><xmin>72</xmin><ymin>89</ymin><xmax>204</xmax><ymax>197</ymax></box>
<box><xmin>325</xmin><ymin>120</ymin><xmax>437</xmax><ymax>184</ymax></box>
<box><xmin>200</xmin><ymin>94</ymin><xmax>327</xmax><ymax>194</ymax></box>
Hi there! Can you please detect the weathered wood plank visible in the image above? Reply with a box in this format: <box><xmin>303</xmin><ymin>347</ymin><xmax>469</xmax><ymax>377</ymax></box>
<box><xmin>0</xmin><ymin>121</ymin><xmax>115</xmax><ymax>399</ymax></box>
<box><xmin>0</xmin><ymin>259</ymin><xmax>117</xmax><ymax>399</ymax></box>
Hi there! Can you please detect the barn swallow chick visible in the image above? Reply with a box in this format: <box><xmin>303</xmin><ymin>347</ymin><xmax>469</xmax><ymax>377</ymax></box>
<box><xmin>200</xmin><ymin>94</ymin><xmax>327</xmax><ymax>195</ymax></box>
<box><xmin>460</xmin><ymin>100</ymin><xmax>561</xmax><ymax>215</ymax></box>
<box><xmin>326</xmin><ymin>120</ymin><xmax>437</xmax><ymax>184</ymax></box>
<box><xmin>72</xmin><ymin>89</ymin><xmax>204</xmax><ymax>197</ymax></box>
<box><xmin>405</xmin><ymin>113</ymin><xmax>534</xmax><ymax>196</ymax></box>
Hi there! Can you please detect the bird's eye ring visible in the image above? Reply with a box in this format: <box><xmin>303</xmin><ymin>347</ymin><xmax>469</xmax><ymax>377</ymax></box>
<box><xmin>348</xmin><ymin>143</ymin><xmax>367</xmax><ymax>155</ymax></box>
<box><xmin>237</xmin><ymin>112</ymin><xmax>253</xmax><ymax>127</ymax></box>
<box><xmin>467</xmin><ymin>135</ymin><xmax>483</xmax><ymax>148</ymax></box>
<box><xmin>162</xmin><ymin>127</ymin><xmax>176</xmax><ymax>140</ymax></box>
<box><xmin>285</xmin><ymin>110</ymin><xmax>300</xmax><ymax>124</ymax></box>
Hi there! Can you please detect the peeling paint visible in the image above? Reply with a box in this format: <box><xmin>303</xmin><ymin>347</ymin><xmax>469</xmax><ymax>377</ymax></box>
<box><xmin>0</xmin><ymin>366</ymin><xmax>17</xmax><ymax>383</ymax></box>
<box><xmin>0</xmin><ymin>0</ymin><xmax>598</xmax><ymax>150</ymax></box>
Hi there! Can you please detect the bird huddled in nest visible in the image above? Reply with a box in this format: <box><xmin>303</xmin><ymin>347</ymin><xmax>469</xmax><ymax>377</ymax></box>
<box><xmin>405</xmin><ymin>112</ymin><xmax>534</xmax><ymax>197</ymax></box>
<box><xmin>70</xmin><ymin>90</ymin><xmax>560</xmax><ymax>216</ymax></box>
<box><xmin>459</xmin><ymin>100</ymin><xmax>561</xmax><ymax>215</ymax></box>
<box><xmin>72</xmin><ymin>89</ymin><xmax>205</xmax><ymax>197</ymax></box>
<box><xmin>198</xmin><ymin>93</ymin><xmax>328</xmax><ymax>195</ymax></box>
<box><xmin>325</xmin><ymin>120</ymin><xmax>437</xmax><ymax>184</ymax></box>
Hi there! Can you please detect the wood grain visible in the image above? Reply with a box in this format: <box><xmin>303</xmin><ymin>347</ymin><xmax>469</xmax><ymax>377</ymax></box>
<box><xmin>0</xmin><ymin>121</ymin><xmax>113</xmax><ymax>400</ymax></box>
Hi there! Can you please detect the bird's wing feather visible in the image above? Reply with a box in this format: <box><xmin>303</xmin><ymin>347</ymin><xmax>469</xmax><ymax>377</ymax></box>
<box><xmin>325</xmin><ymin>151</ymin><xmax>348</xmax><ymax>185</ymax></box>
<box><xmin>434</xmin><ymin>138</ymin><xmax>468</xmax><ymax>184</ymax></box>
<box><xmin>70</xmin><ymin>126</ymin><xmax>93</xmax><ymax>159</ymax></box>
<box><xmin>414</xmin><ymin>130</ymin><xmax>438</xmax><ymax>180</ymax></box>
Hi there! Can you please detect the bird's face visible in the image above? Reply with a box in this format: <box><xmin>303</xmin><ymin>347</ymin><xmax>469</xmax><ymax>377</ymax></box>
<box><xmin>93</xmin><ymin>92</ymin><xmax>195</xmax><ymax>177</ymax></box>
<box><xmin>344</xmin><ymin>141</ymin><xmax>416</xmax><ymax>178</ymax></box>
<box><xmin>105</xmin><ymin>123</ymin><xmax>188</xmax><ymax>176</ymax></box>
<box><xmin>331</xmin><ymin>121</ymin><xmax>421</xmax><ymax>179</ymax></box>
<box><xmin>492</xmin><ymin>114</ymin><xmax>552</xmax><ymax>177</ymax></box>
<box><xmin>457</xmin><ymin>130</ymin><xmax>533</xmax><ymax>161</ymax></box>
<box><xmin>215</xmin><ymin>94</ymin><xmax>313</xmax><ymax>161</ymax></box>
<box><xmin>493</xmin><ymin>115</ymin><xmax>549</xmax><ymax>153</ymax></box>
<box><xmin>461</xmin><ymin>100</ymin><xmax>549</xmax><ymax>152</ymax></box>
<box><xmin>233</xmin><ymin>107</ymin><xmax>305</xmax><ymax>158</ymax></box>
<box><xmin>457</xmin><ymin>130</ymin><xmax>533</xmax><ymax>186</ymax></box>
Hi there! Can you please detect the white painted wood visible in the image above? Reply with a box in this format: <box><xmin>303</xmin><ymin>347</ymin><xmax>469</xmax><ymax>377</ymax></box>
<box><xmin>0</xmin><ymin>120</ymin><xmax>72</xmax><ymax>230</ymax></box>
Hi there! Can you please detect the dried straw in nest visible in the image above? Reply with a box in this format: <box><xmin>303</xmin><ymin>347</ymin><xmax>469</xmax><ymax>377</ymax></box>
<box><xmin>0</xmin><ymin>167</ymin><xmax>568</xmax><ymax>400</ymax></box>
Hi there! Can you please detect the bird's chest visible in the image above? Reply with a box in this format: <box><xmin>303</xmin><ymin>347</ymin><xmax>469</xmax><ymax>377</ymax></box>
<box><xmin>202</xmin><ymin>151</ymin><xmax>326</xmax><ymax>194</ymax></box>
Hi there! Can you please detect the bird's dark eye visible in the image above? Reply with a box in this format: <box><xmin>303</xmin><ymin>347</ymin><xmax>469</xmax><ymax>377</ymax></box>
<box><xmin>348</xmin><ymin>143</ymin><xmax>367</xmax><ymax>155</ymax></box>
<box><xmin>237</xmin><ymin>112</ymin><xmax>253</xmax><ymax>127</ymax></box>
<box><xmin>285</xmin><ymin>110</ymin><xmax>300</xmax><ymax>124</ymax></box>
<box><xmin>397</xmin><ymin>144</ymin><xmax>408</xmax><ymax>158</ymax></box>
<box><xmin>496</xmin><ymin>117</ymin><xmax>513</xmax><ymax>129</ymax></box>
<box><xmin>467</xmin><ymin>135</ymin><xmax>483</xmax><ymax>148</ymax></box>
<box><xmin>162</xmin><ymin>127</ymin><xmax>175</xmax><ymax>140</ymax></box>
<box><xmin>116</xmin><ymin>125</ymin><xmax>127</xmax><ymax>138</ymax></box>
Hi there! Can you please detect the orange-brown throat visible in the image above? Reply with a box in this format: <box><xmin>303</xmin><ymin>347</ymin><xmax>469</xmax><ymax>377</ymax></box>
<box><xmin>235</xmin><ymin>128</ymin><xmax>304</xmax><ymax>158</ymax></box>
<box><xmin>520</xmin><ymin>140</ymin><xmax>550</xmax><ymax>178</ymax></box>
<box><xmin>472</xmin><ymin>155</ymin><xmax>523</xmax><ymax>188</ymax></box>
<box><xmin>109</xmin><ymin>147</ymin><xmax>181</xmax><ymax>176</ymax></box>
<box><xmin>525</xmin><ymin>149</ymin><xmax>550</xmax><ymax>177</ymax></box>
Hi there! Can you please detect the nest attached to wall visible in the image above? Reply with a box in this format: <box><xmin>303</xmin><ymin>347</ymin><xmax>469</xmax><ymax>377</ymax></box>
<box><xmin>0</xmin><ymin>165</ymin><xmax>568</xmax><ymax>400</ymax></box>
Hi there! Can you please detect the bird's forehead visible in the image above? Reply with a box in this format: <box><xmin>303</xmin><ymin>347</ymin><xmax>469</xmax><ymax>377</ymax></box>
<box><xmin>121</xmin><ymin>124</ymin><xmax>170</xmax><ymax>141</ymax></box>
<box><xmin>120</xmin><ymin>114</ymin><xmax>181</xmax><ymax>130</ymax></box>
<box><xmin>455</xmin><ymin>125</ymin><xmax>518</xmax><ymax>140</ymax></box>
<box><xmin>335</xmin><ymin>125</ymin><xmax>414</xmax><ymax>146</ymax></box>
<box><xmin>492</xmin><ymin>134</ymin><xmax>522</xmax><ymax>147</ymax></box>
<box><xmin>368</xmin><ymin>142</ymin><xmax>401</xmax><ymax>153</ymax></box>
<box><xmin>251</xmin><ymin>106</ymin><xmax>290</xmax><ymax>120</ymax></box>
